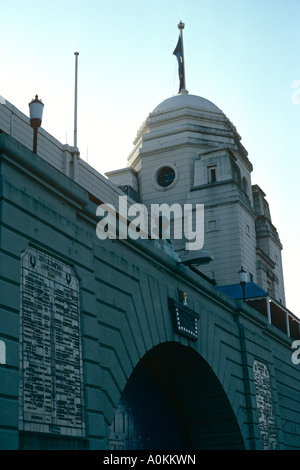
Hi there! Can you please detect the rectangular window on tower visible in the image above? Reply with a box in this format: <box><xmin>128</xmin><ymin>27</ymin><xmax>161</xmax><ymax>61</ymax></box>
<box><xmin>208</xmin><ymin>166</ymin><xmax>217</xmax><ymax>183</ymax></box>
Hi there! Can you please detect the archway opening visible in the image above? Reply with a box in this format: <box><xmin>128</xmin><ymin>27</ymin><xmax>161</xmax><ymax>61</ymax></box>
<box><xmin>108</xmin><ymin>342</ymin><xmax>245</xmax><ymax>450</ymax></box>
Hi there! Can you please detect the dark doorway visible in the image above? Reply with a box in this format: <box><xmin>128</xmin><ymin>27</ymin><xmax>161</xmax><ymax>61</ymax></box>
<box><xmin>109</xmin><ymin>342</ymin><xmax>245</xmax><ymax>450</ymax></box>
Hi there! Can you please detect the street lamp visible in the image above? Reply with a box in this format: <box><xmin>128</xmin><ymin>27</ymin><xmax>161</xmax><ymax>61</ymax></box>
<box><xmin>29</xmin><ymin>95</ymin><xmax>44</xmax><ymax>154</ymax></box>
<box><xmin>238</xmin><ymin>267</ymin><xmax>247</xmax><ymax>302</ymax></box>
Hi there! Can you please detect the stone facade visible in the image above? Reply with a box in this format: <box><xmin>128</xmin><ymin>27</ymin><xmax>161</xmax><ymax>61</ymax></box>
<box><xmin>106</xmin><ymin>93</ymin><xmax>285</xmax><ymax>305</ymax></box>
<box><xmin>0</xmin><ymin>97</ymin><xmax>299</xmax><ymax>450</ymax></box>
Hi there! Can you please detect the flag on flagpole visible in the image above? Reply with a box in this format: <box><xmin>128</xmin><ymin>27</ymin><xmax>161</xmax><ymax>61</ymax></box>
<box><xmin>173</xmin><ymin>35</ymin><xmax>185</xmax><ymax>93</ymax></box>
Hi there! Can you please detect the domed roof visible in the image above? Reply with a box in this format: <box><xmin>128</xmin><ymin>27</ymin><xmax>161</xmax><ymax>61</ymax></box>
<box><xmin>151</xmin><ymin>93</ymin><xmax>221</xmax><ymax>115</ymax></box>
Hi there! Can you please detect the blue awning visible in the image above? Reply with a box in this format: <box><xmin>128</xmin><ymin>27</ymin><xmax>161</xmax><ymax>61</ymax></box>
<box><xmin>217</xmin><ymin>282</ymin><xmax>268</xmax><ymax>300</ymax></box>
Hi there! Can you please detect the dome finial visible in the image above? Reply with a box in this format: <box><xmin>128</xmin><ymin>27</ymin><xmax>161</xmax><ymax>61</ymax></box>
<box><xmin>173</xmin><ymin>21</ymin><xmax>188</xmax><ymax>95</ymax></box>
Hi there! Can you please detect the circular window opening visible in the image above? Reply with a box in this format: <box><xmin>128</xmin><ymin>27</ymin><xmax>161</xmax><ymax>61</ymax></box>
<box><xmin>157</xmin><ymin>166</ymin><xmax>176</xmax><ymax>188</ymax></box>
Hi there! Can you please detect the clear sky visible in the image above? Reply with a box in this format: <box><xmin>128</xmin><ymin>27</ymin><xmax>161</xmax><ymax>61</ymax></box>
<box><xmin>1</xmin><ymin>0</ymin><xmax>299</xmax><ymax>316</ymax></box>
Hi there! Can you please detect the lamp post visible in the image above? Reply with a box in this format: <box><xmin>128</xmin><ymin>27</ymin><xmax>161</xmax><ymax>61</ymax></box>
<box><xmin>238</xmin><ymin>267</ymin><xmax>247</xmax><ymax>302</ymax></box>
<box><xmin>29</xmin><ymin>95</ymin><xmax>44</xmax><ymax>154</ymax></box>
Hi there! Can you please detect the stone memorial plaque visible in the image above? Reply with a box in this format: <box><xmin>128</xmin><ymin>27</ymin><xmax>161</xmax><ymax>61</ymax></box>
<box><xmin>19</xmin><ymin>246</ymin><xmax>85</xmax><ymax>437</ymax></box>
<box><xmin>253</xmin><ymin>360</ymin><xmax>277</xmax><ymax>450</ymax></box>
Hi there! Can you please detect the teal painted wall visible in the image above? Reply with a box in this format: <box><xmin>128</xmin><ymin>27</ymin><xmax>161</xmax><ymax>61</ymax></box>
<box><xmin>0</xmin><ymin>133</ymin><xmax>299</xmax><ymax>450</ymax></box>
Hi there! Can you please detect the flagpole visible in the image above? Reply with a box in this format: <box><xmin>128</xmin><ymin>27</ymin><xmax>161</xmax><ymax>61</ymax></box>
<box><xmin>74</xmin><ymin>52</ymin><xmax>79</xmax><ymax>148</ymax></box>
<box><xmin>177</xmin><ymin>21</ymin><xmax>188</xmax><ymax>94</ymax></box>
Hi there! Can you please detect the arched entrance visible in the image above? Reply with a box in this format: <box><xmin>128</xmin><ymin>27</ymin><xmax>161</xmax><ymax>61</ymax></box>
<box><xmin>108</xmin><ymin>342</ymin><xmax>245</xmax><ymax>450</ymax></box>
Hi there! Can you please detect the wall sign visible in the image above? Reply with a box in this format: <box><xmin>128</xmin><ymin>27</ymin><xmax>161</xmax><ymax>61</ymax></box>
<box><xmin>253</xmin><ymin>360</ymin><xmax>277</xmax><ymax>450</ymax></box>
<box><xmin>169</xmin><ymin>298</ymin><xmax>199</xmax><ymax>340</ymax></box>
<box><xmin>19</xmin><ymin>246</ymin><xmax>85</xmax><ymax>437</ymax></box>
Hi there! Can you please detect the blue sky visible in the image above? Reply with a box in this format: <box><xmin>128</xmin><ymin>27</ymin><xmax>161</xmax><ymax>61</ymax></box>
<box><xmin>1</xmin><ymin>0</ymin><xmax>299</xmax><ymax>315</ymax></box>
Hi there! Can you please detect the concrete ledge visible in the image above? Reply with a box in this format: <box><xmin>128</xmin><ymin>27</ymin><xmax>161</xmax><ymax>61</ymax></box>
<box><xmin>0</xmin><ymin>132</ymin><xmax>88</xmax><ymax>208</ymax></box>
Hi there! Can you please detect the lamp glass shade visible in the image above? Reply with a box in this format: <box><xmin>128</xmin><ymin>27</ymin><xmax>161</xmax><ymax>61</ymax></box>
<box><xmin>238</xmin><ymin>268</ymin><xmax>247</xmax><ymax>285</ymax></box>
<box><xmin>29</xmin><ymin>96</ymin><xmax>44</xmax><ymax>125</ymax></box>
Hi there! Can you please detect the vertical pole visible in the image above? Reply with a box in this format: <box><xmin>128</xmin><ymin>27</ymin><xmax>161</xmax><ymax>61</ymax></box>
<box><xmin>286</xmin><ymin>312</ymin><xmax>290</xmax><ymax>337</ymax></box>
<box><xmin>178</xmin><ymin>23</ymin><xmax>186</xmax><ymax>92</ymax></box>
<box><xmin>33</xmin><ymin>127</ymin><xmax>38</xmax><ymax>154</ymax></box>
<box><xmin>242</xmin><ymin>285</ymin><xmax>246</xmax><ymax>302</ymax></box>
<box><xmin>266</xmin><ymin>296</ymin><xmax>271</xmax><ymax>324</ymax></box>
<box><xmin>74</xmin><ymin>52</ymin><xmax>79</xmax><ymax>148</ymax></box>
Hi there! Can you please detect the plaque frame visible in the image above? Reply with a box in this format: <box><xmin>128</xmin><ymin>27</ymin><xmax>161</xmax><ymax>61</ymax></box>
<box><xmin>19</xmin><ymin>245</ymin><xmax>86</xmax><ymax>438</ymax></box>
<box><xmin>169</xmin><ymin>298</ymin><xmax>199</xmax><ymax>340</ymax></box>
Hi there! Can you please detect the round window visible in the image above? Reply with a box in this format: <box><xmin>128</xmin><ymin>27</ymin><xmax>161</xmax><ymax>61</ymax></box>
<box><xmin>156</xmin><ymin>166</ymin><xmax>176</xmax><ymax>188</ymax></box>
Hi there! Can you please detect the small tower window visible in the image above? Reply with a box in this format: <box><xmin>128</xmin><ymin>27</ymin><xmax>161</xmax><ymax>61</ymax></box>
<box><xmin>242</xmin><ymin>177</ymin><xmax>249</xmax><ymax>196</ymax></box>
<box><xmin>208</xmin><ymin>166</ymin><xmax>217</xmax><ymax>183</ymax></box>
<box><xmin>152</xmin><ymin>164</ymin><xmax>178</xmax><ymax>190</ymax></box>
<box><xmin>157</xmin><ymin>166</ymin><xmax>175</xmax><ymax>187</ymax></box>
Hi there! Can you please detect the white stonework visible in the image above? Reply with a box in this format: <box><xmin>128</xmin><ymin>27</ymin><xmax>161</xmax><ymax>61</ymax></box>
<box><xmin>106</xmin><ymin>93</ymin><xmax>286</xmax><ymax>304</ymax></box>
